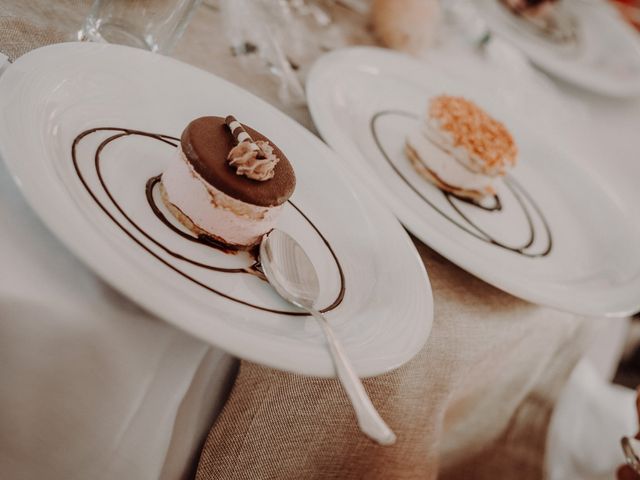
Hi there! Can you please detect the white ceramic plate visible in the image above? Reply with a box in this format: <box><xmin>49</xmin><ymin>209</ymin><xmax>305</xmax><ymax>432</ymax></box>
<box><xmin>478</xmin><ymin>0</ymin><xmax>640</xmax><ymax>97</ymax></box>
<box><xmin>307</xmin><ymin>47</ymin><xmax>640</xmax><ymax>317</ymax></box>
<box><xmin>0</xmin><ymin>42</ymin><xmax>433</xmax><ymax>377</ymax></box>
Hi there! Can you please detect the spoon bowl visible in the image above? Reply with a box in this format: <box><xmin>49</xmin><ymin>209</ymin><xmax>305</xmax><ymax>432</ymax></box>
<box><xmin>259</xmin><ymin>228</ymin><xmax>319</xmax><ymax>310</ymax></box>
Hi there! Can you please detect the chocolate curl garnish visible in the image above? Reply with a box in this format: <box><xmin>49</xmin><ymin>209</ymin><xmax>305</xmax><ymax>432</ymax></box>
<box><xmin>225</xmin><ymin>115</ymin><xmax>265</xmax><ymax>158</ymax></box>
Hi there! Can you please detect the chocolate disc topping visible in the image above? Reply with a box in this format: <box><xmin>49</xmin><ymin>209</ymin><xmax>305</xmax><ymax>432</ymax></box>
<box><xmin>180</xmin><ymin>116</ymin><xmax>296</xmax><ymax>207</ymax></box>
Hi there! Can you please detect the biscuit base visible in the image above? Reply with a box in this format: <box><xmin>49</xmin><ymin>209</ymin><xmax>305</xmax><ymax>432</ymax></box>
<box><xmin>405</xmin><ymin>144</ymin><xmax>493</xmax><ymax>203</ymax></box>
<box><xmin>159</xmin><ymin>182</ymin><xmax>257</xmax><ymax>251</ymax></box>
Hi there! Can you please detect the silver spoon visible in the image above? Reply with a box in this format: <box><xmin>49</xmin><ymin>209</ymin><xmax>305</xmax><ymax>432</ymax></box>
<box><xmin>260</xmin><ymin>229</ymin><xmax>396</xmax><ymax>445</ymax></box>
<box><xmin>622</xmin><ymin>436</ymin><xmax>640</xmax><ymax>474</ymax></box>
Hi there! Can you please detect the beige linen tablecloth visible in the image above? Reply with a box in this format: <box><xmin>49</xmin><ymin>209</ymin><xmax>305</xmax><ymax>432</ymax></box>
<box><xmin>1</xmin><ymin>2</ymin><xmax>598</xmax><ymax>479</ymax></box>
<box><xmin>196</xmin><ymin>239</ymin><xmax>593</xmax><ymax>480</ymax></box>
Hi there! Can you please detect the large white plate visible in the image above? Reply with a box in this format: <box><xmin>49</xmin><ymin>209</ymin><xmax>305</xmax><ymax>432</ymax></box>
<box><xmin>478</xmin><ymin>0</ymin><xmax>640</xmax><ymax>97</ymax></box>
<box><xmin>307</xmin><ymin>47</ymin><xmax>640</xmax><ymax>317</ymax></box>
<box><xmin>0</xmin><ymin>42</ymin><xmax>433</xmax><ymax>377</ymax></box>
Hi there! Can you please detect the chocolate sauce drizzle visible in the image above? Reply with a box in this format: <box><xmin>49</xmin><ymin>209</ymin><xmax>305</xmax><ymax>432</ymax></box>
<box><xmin>370</xmin><ymin>110</ymin><xmax>552</xmax><ymax>257</ymax></box>
<box><xmin>71</xmin><ymin>127</ymin><xmax>345</xmax><ymax>315</ymax></box>
<box><xmin>452</xmin><ymin>192</ymin><xmax>503</xmax><ymax>212</ymax></box>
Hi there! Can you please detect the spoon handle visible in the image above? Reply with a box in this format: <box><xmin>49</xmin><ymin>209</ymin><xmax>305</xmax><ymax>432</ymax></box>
<box><xmin>308</xmin><ymin>307</ymin><xmax>397</xmax><ymax>446</ymax></box>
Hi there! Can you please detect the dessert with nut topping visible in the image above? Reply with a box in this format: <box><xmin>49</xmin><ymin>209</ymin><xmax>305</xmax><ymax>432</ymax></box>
<box><xmin>405</xmin><ymin>95</ymin><xmax>517</xmax><ymax>202</ymax></box>
<box><xmin>161</xmin><ymin>115</ymin><xmax>296</xmax><ymax>249</ymax></box>
<box><xmin>502</xmin><ymin>0</ymin><xmax>558</xmax><ymax>18</ymax></box>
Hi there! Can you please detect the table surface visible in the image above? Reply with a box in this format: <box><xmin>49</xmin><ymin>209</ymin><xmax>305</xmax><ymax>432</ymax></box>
<box><xmin>1</xmin><ymin>1</ymin><xmax>639</xmax><ymax>479</ymax></box>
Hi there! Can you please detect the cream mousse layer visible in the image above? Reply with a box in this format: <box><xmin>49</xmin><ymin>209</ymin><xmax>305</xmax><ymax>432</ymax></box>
<box><xmin>162</xmin><ymin>146</ymin><xmax>282</xmax><ymax>247</ymax></box>
<box><xmin>406</xmin><ymin>129</ymin><xmax>495</xmax><ymax>194</ymax></box>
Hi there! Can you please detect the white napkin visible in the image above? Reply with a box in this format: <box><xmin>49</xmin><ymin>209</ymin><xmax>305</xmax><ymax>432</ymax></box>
<box><xmin>546</xmin><ymin>358</ymin><xmax>637</xmax><ymax>480</ymax></box>
<box><xmin>0</xmin><ymin>148</ymin><xmax>236</xmax><ymax>478</ymax></box>
<box><xmin>0</xmin><ymin>52</ymin><xmax>9</xmax><ymax>75</ymax></box>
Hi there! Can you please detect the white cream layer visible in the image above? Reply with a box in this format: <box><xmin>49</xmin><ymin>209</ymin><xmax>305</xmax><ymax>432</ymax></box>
<box><xmin>407</xmin><ymin>129</ymin><xmax>494</xmax><ymax>192</ymax></box>
<box><xmin>162</xmin><ymin>147</ymin><xmax>283</xmax><ymax>246</ymax></box>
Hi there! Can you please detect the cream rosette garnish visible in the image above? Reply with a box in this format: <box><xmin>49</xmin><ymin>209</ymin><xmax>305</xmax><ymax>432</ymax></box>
<box><xmin>225</xmin><ymin>115</ymin><xmax>279</xmax><ymax>181</ymax></box>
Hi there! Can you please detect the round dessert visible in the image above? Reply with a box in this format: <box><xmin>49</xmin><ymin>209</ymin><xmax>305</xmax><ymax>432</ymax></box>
<box><xmin>502</xmin><ymin>0</ymin><xmax>558</xmax><ymax>18</ymax></box>
<box><xmin>405</xmin><ymin>95</ymin><xmax>517</xmax><ymax>202</ymax></box>
<box><xmin>500</xmin><ymin>0</ymin><xmax>577</xmax><ymax>47</ymax></box>
<box><xmin>161</xmin><ymin>116</ymin><xmax>296</xmax><ymax>249</ymax></box>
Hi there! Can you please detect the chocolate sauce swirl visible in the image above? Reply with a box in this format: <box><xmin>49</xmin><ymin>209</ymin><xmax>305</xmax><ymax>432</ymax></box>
<box><xmin>72</xmin><ymin>127</ymin><xmax>345</xmax><ymax>315</ymax></box>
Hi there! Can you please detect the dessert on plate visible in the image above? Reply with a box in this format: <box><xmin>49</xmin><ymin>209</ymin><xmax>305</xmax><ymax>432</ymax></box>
<box><xmin>498</xmin><ymin>0</ymin><xmax>578</xmax><ymax>46</ymax></box>
<box><xmin>405</xmin><ymin>95</ymin><xmax>517</xmax><ymax>202</ymax></box>
<box><xmin>161</xmin><ymin>115</ymin><xmax>296</xmax><ymax>249</ymax></box>
<box><xmin>501</xmin><ymin>0</ymin><xmax>558</xmax><ymax>18</ymax></box>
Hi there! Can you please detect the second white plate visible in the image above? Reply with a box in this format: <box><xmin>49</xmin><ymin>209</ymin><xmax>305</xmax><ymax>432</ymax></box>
<box><xmin>478</xmin><ymin>0</ymin><xmax>640</xmax><ymax>97</ymax></box>
<box><xmin>307</xmin><ymin>47</ymin><xmax>640</xmax><ymax>317</ymax></box>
